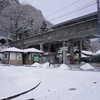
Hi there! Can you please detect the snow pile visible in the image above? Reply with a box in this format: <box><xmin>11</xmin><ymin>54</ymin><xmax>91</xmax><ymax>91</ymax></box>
<box><xmin>80</xmin><ymin>63</ymin><xmax>94</xmax><ymax>70</ymax></box>
<box><xmin>42</xmin><ymin>62</ymin><xmax>53</xmax><ymax>68</ymax></box>
<box><xmin>58</xmin><ymin>64</ymin><xmax>69</xmax><ymax>70</ymax></box>
<box><xmin>31</xmin><ymin>62</ymin><xmax>42</xmax><ymax>68</ymax></box>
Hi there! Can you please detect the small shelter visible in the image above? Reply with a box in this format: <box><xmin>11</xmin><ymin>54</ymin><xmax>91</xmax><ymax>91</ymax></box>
<box><xmin>1</xmin><ymin>47</ymin><xmax>23</xmax><ymax>64</ymax></box>
<box><xmin>23</xmin><ymin>48</ymin><xmax>44</xmax><ymax>64</ymax></box>
<box><xmin>1</xmin><ymin>47</ymin><xmax>44</xmax><ymax>64</ymax></box>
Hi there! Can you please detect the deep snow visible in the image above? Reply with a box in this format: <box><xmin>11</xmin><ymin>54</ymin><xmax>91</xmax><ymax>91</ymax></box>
<box><xmin>0</xmin><ymin>63</ymin><xmax>100</xmax><ymax>100</ymax></box>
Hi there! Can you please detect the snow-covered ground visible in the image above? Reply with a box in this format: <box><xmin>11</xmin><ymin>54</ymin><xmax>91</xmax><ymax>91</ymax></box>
<box><xmin>0</xmin><ymin>63</ymin><xmax>100</xmax><ymax>100</ymax></box>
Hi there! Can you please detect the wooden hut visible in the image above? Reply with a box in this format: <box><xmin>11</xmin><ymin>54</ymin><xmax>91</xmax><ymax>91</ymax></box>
<box><xmin>1</xmin><ymin>47</ymin><xmax>23</xmax><ymax>64</ymax></box>
<box><xmin>23</xmin><ymin>48</ymin><xmax>44</xmax><ymax>64</ymax></box>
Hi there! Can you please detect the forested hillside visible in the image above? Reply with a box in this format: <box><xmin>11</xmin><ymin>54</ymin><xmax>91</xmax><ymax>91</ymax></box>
<box><xmin>0</xmin><ymin>0</ymin><xmax>52</xmax><ymax>41</ymax></box>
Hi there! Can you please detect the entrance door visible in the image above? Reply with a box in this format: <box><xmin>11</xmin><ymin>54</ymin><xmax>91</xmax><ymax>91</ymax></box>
<box><xmin>23</xmin><ymin>53</ymin><xmax>27</xmax><ymax>64</ymax></box>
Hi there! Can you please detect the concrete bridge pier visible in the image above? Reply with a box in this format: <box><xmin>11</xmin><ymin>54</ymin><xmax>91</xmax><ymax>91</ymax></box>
<box><xmin>62</xmin><ymin>41</ymin><xmax>67</xmax><ymax>64</ymax></box>
<box><xmin>79</xmin><ymin>40</ymin><xmax>82</xmax><ymax>63</ymax></box>
<box><xmin>69</xmin><ymin>41</ymin><xmax>74</xmax><ymax>63</ymax></box>
<box><xmin>39</xmin><ymin>43</ymin><xmax>44</xmax><ymax>51</ymax></box>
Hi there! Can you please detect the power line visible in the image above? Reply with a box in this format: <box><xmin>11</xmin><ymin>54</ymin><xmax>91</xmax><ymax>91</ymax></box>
<box><xmin>46</xmin><ymin>0</ymin><xmax>81</xmax><ymax>18</ymax></box>
<box><xmin>49</xmin><ymin>2</ymin><xmax>96</xmax><ymax>22</ymax></box>
<box><xmin>44</xmin><ymin>0</ymin><xmax>66</xmax><ymax>12</ymax></box>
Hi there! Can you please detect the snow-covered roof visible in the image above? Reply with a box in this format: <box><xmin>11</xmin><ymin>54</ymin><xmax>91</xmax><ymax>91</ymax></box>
<box><xmin>95</xmin><ymin>50</ymin><xmax>100</xmax><ymax>55</ymax></box>
<box><xmin>1</xmin><ymin>47</ymin><xmax>23</xmax><ymax>52</ymax></box>
<box><xmin>82</xmin><ymin>50</ymin><xmax>94</xmax><ymax>55</ymax></box>
<box><xmin>23</xmin><ymin>48</ymin><xmax>44</xmax><ymax>53</ymax></box>
<box><xmin>81</xmin><ymin>54</ymin><xmax>87</xmax><ymax>57</ymax></box>
<box><xmin>1</xmin><ymin>47</ymin><xmax>44</xmax><ymax>53</ymax></box>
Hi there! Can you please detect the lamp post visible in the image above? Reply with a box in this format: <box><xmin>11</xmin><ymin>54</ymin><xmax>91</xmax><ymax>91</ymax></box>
<box><xmin>48</xmin><ymin>37</ymin><xmax>50</xmax><ymax>67</ymax></box>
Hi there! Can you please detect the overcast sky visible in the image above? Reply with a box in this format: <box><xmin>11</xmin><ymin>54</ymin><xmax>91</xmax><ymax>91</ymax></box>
<box><xmin>19</xmin><ymin>0</ymin><xmax>97</xmax><ymax>24</ymax></box>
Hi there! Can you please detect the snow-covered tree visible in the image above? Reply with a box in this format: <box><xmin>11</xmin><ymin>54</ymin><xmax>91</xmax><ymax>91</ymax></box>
<box><xmin>83</xmin><ymin>39</ymin><xmax>98</xmax><ymax>62</ymax></box>
<box><xmin>0</xmin><ymin>3</ymin><xmax>52</xmax><ymax>40</ymax></box>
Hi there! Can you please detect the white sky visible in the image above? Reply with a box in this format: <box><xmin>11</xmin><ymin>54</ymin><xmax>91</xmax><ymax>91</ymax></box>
<box><xmin>19</xmin><ymin>0</ymin><xmax>97</xmax><ymax>24</ymax></box>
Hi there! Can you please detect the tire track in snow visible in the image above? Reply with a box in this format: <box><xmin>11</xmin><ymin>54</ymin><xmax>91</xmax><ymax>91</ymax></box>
<box><xmin>81</xmin><ymin>81</ymin><xmax>100</xmax><ymax>100</ymax></box>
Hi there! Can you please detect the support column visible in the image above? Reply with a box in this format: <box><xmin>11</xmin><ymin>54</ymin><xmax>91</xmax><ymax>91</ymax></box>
<box><xmin>70</xmin><ymin>41</ymin><xmax>74</xmax><ymax>63</ymax></box>
<box><xmin>79</xmin><ymin>40</ymin><xmax>82</xmax><ymax>63</ymax></box>
<box><xmin>39</xmin><ymin>43</ymin><xmax>43</xmax><ymax>51</ymax></box>
<box><xmin>62</xmin><ymin>41</ymin><xmax>67</xmax><ymax>64</ymax></box>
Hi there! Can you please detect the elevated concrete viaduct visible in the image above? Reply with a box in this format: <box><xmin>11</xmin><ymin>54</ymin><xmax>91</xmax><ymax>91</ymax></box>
<box><xmin>10</xmin><ymin>12</ymin><xmax>99</xmax><ymax>63</ymax></box>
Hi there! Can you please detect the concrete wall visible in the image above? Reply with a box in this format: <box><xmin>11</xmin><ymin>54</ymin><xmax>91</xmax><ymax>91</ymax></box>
<box><xmin>9</xmin><ymin>60</ymin><xmax>22</xmax><ymax>65</ymax></box>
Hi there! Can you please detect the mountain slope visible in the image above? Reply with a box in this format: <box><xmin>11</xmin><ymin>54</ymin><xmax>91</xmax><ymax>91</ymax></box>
<box><xmin>0</xmin><ymin>0</ymin><xmax>19</xmax><ymax>11</ymax></box>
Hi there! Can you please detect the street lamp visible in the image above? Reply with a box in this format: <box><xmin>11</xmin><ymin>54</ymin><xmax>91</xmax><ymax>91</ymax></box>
<box><xmin>48</xmin><ymin>37</ymin><xmax>51</xmax><ymax>67</ymax></box>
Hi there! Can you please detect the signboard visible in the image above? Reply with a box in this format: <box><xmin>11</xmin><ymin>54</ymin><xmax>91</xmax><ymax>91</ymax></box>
<box><xmin>33</xmin><ymin>56</ymin><xmax>39</xmax><ymax>62</ymax></box>
<box><xmin>60</xmin><ymin>47</ymin><xmax>68</xmax><ymax>51</ymax></box>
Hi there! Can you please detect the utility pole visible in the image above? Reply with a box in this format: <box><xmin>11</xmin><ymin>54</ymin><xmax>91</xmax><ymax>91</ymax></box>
<box><xmin>97</xmin><ymin>0</ymin><xmax>100</xmax><ymax>42</ymax></box>
<box><xmin>48</xmin><ymin>37</ymin><xmax>51</xmax><ymax>67</ymax></box>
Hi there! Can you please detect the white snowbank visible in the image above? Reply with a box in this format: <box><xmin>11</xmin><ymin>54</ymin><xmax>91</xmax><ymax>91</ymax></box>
<box><xmin>42</xmin><ymin>62</ymin><xmax>53</xmax><ymax>68</ymax></box>
<box><xmin>58</xmin><ymin>64</ymin><xmax>69</xmax><ymax>70</ymax></box>
<box><xmin>31</xmin><ymin>62</ymin><xmax>53</xmax><ymax>68</ymax></box>
<box><xmin>31</xmin><ymin>62</ymin><xmax>42</xmax><ymax>67</ymax></box>
<box><xmin>80</xmin><ymin>63</ymin><xmax>94</xmax><ymax>70</ymax></box>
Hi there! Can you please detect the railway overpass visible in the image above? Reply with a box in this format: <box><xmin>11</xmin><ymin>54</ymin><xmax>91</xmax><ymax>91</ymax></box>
<box><xmin>10</xmin><ymin>12</ymin><xmax>99</xmax><ymax>63</ymax></box>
